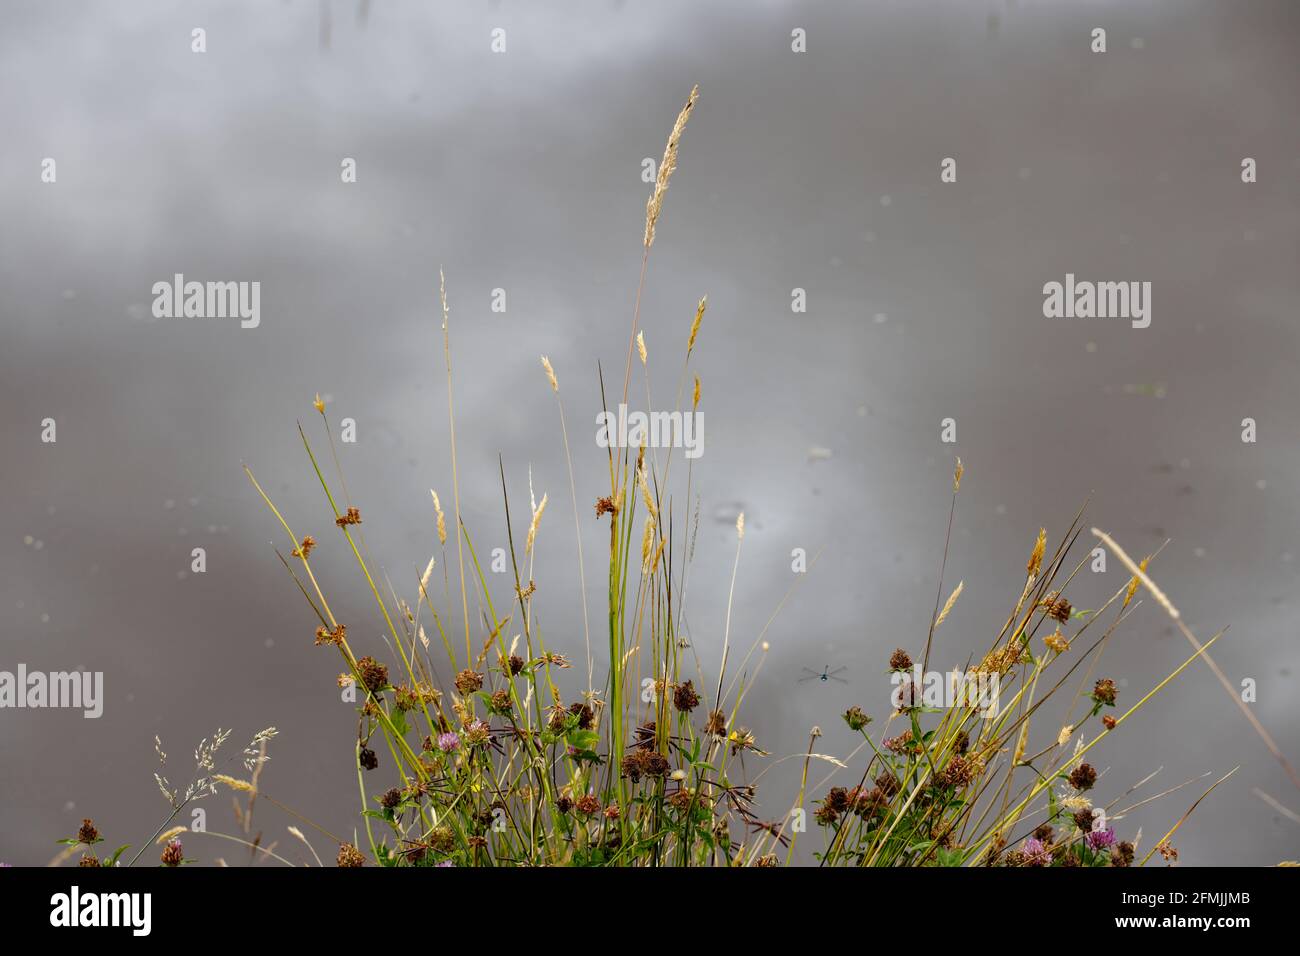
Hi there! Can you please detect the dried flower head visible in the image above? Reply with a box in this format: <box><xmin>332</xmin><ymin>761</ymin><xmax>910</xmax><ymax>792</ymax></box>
<box><xmin>292</xmin><ymin>535</ymin><xmax>316</xmax><ymax>558</ymax></box>
<box><xmin>335</xmin><ymin>506</ymin><xmax>362</xmax><ymax>528</ymax></box>
<box><xmin>77</xmin><ymin>819</ymin><xmax>99</xmax><ymax>845</ymax></box>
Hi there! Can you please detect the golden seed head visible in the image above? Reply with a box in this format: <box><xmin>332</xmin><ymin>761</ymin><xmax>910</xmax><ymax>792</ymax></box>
<box><xmin>313</xmin><ymin>392</ymin><xmax>326</xmax><ymax>414</ymax></box>
<box><xmin>526</xmin><ymin>493</ymin><xmax>548</xmax><ymax>555</ymax></box>
<box><xmin>540</xmin><ymin>355</ymin><xmax>559</xmax><ymax>392</ymax></box>
<box><xmin>637</xmin><ymin>461</ymin><xmax>657</xmax><ymax>519</ymax></box>
<box><xmin>1124</xmin><ymin>555</ymin><xmax>1149</xmax><ymax>609</ymax></box>
<box><xmin>155</xmin><ymin>826</ymin><xmax>188</xmax><ymax>845</ymax></box>
<box><xmin>431</xmin><ymin>489</ymin><xmax>447</xmax><ymax>545</ymax></box>
<box><xmin>688</xmin><ymin>295</ymin><xmax>707</xmax><ymax>353</ymax></box>
<box><xmin>641</xmin><ymin>515</ymin><xmax>656</xmax><ymax>568</ymax></box>
<box><xmin>213</xmin><ymin>774</ymin><xmax>255</xmax><ymax>793</ymax></box>
<box><xmin>934</xmin><ymin>580</ymin><xmax>963</xmax><ymax>631</ymax></box>
<box><xmin>1027</xmin><ymin>528</ymin><xmax>1047</xmax><ymax>578</ymax></box>
<box><xmin>693</xmin><ymin>374</ymin><xmax>701</xmax><ymax>409</ymax></box>
<box><xmin>636</xmin><ymin>331</ymin><xmax>647</xmax><ymax>366</ymax></box>
<box><xmin>644</xmin><ymin>85</ymin><xmax>699</xmax><ymax>249</ymax></box>
<box><xmin>953</xmin><ymin>457</ymin><xmax>964</xmax><ymax>492</ymax></box>
<box><xmin>736</xmin><ymin>511</ymin><xmax>745</xmax><ymax>540</ymax></box>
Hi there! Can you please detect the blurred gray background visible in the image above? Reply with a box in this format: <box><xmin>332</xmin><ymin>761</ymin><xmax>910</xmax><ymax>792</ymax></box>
<box><xmin>1</xmin><ymin>0</ymin><xmax>1297</xmax><ymax>866</ymax></box>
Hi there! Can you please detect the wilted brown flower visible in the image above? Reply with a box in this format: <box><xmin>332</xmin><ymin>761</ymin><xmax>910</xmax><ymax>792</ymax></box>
<box><xmin>884</xmin><ymin>730</ymin><xmax>915</xmax><ymax>755</ymax></box>
<box><xmin>938</xmin><ymin>755</ymin><xmax>975</xmax><ymax>789</ymax></box>
<box><xmin>77</xmin><ymin>819</ymin><xmax>99</xmax><ymax>845</ymax></box>
<box><xmin>356</xmin><ymin>656</ymin><xmax>389</xmax><ymax>694</ymax></box>
<box><xmin>621</xmin><ymin>749</ymin><xmax>671</xmax><ymax>783</ymax></box>
<box><xmin>160</xmin><ymin>839</ymin><xmax>183</xmax><ymax>867</ymax></box>
<box><xmin>875</xmin><ymin>771</ymin><xmax>901</xmax><ymax>798</ymax></box>
<box><xmin>358</xmin><ymin>747</ymin><xmax>378</xmax><ymax>771</ymax></box>
<box><xmin>889</xmin><ymin>648</ymin><xmax>913</xmax><ymax>671</ymax></box>
<box><xmin>569</xmin><ymin>702</ymin><xmax>595</xmax><ymax>730</ymax></box>
<box><xmin>842</xmin><ymin>705</ymin><xmax>871</xmax><ymax>731</ymax></box>
<box><xmin>315</xmin><ymin>622</ymin><xmax>346</xmax><ymax>647</ymax></box>
<box><xmin>335</xmin><ymin>506</ymin><xmax>362</xmax><ymax>528</ymax></box>
<box><xmin>705</xmin><ymin>710</ymin><xmax>727</xmax><ymax>736</ymax></box>
<box><xmin>1092</xmin><ymin>678</ymin><xmax>1118</xmax><ymax>707</ymax></box>
<box><xmin>673</xmin><ymin>680</ymin><xmax>701</xmax><ymax>712</ymax></box>
<box><xmin>1068</xmin><ymin>763</ymin><xmax>1098</xmax><ymax>792</ymax></box>
<box><xmin>1044</xmin><ymin>594</ymin><xmax>1072</xmax><ymax>623</ymax></box>
<box><xmin>1044</xmin><ymin>630</ymin><xmax>1069</xmax><ymax>654</ymax></box>
<box><xmin>455</xmin><ymin>669</ymin><xmax>484</xmax><ymax>695</ymax></box>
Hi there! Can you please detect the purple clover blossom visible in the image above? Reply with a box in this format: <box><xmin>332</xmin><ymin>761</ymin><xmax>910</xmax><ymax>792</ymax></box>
<box><xmin>1022</xmin><ymin>837</ymin><xmax>1051</xmax><ymax>867</ymax></box>
<box><xmin>436</xmin><ymin>731</ymin><xmax>461</xmax><ymax>753</ymax></box>
<box><xmin>435</xmin><ymin>860</ymin><xmax>455</xmax><ymax>867</ymax></box>
<box><xmin>1086</xmin><ymin>826</ymin><xmax>1116</xmax><ymax>851</ymax></box>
